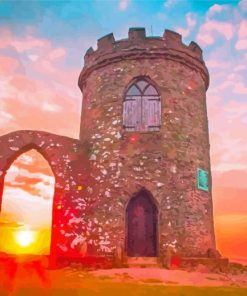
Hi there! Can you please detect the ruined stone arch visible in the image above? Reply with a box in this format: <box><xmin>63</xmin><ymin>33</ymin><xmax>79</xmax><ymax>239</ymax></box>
<box><xmin>0</xmin><ymin>130</ymin><xmax>92</xmax><ymax>259</ymax></box>
<box><xmin>0</xmin><ymin>142</ymin><xmax>56</xmax><ymax>185</ymax></box>
<box><xmin>0</xmin><ymin>132</ymin><xmax>57</xmax><ymax>209</ymax></box>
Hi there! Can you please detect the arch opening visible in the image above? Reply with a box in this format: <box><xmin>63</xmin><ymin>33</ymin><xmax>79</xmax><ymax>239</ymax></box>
<box><xmin>0</xmin><ymin>149</ymin><xmax>55</xmax><ymax>255</ymax></box>
<box><xmin>126</xmin><ymin>189</ymin><xmax>158</xmax><ymax>257</ymax></box>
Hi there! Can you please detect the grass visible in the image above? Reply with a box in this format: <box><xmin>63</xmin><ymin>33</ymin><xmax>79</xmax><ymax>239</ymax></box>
<box><xmin>0</xmin><ymin>255</ymin><xmax>247</xmax><ymax>296</ymax></box>
<box><xmin>97</xmin><ymin>275</ymin><xmax>114</xmax><ymax>280</ymax></box>
<box><xmin>140</xmin><ymin>278</ymin><xmax>163</xmax><ymax>283</ymax></box>
<box><xmin>164</xmin><ymin>280</ymin><xmax>179</xmax><ymax>284</ymax></box>
<box><xmin>1</xmin><ymin>284</ymin><xmax>247</xmax><ymax>296</ymax></box>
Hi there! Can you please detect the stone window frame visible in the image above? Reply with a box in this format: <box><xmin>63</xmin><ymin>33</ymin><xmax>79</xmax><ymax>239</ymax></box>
<box><xmin>123</xmin><ymin>77</ymin><xmax>161</xmax><ymax>132</ymax></box>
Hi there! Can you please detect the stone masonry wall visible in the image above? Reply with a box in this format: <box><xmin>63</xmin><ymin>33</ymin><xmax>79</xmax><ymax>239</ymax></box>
<box><xmin>79</xmin><ymin>29</ymin><xmax>216</xmax><ymax>258</ymax></box>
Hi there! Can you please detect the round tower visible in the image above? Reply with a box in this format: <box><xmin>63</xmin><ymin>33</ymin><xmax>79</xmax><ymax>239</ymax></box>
<box><xmin>78</xmin><ymin>28</ymin><xmax>215</xmax><ymax>259</ymax></box>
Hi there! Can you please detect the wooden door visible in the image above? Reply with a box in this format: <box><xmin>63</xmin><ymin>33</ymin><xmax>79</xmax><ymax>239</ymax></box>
<box><xmin>126</xmin><ymin>191</ymin><xmax>157</xmax><ymax>256</ymax></box>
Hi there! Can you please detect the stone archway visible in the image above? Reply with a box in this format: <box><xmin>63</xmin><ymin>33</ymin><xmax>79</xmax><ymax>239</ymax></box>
<box><xmin>126</xmin><ymin>189</ymin><xmax>158</xmax><ymax>257</ymax></box>
<box><xmin>0</xmin><ymin>149</ymin><xmax>55</xmax><ymax>254</ymax></box>
<box><xmin>0</xmin><ymin>130</ymin><xmax>93</xmax><ymax>262</ymax></box>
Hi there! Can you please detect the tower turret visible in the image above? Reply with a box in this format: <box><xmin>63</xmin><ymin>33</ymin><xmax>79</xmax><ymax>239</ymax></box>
<box><xmin>78</xmin><ymin>28</ymin><xmax>215</xmax><ymax>259</ymax></box>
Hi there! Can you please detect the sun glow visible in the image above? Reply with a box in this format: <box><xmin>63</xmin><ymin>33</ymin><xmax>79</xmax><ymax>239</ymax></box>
<box><xmin>14</xmin><ymin>230</ymin><xmax>36</xmax><ymax>247</ymax></box>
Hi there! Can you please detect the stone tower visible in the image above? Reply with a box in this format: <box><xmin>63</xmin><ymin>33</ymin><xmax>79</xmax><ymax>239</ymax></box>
<box><xmin>78</xmin><ymin>28</ymin><xmax>215</xmax><ymax>260</ymax></box>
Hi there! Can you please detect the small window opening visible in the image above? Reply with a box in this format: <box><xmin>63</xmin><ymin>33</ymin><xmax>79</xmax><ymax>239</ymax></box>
<box><xmin>123</xmin><ymin>78</ymin><xmax>161</xmax><ymax>132</ymax></box>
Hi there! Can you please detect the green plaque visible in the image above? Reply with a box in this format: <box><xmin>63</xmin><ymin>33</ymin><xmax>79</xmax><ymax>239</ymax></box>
<box><xmin>197</xmin><ymin>168</ymin><xmax>209</xmax><ymax>191</ymax></box>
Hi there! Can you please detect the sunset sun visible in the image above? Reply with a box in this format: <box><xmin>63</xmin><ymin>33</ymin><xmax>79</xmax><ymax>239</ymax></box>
<box><xmin>15</xmin><ymin>230</ymin><xmax>35</xmax><ymax>247</ymax></box>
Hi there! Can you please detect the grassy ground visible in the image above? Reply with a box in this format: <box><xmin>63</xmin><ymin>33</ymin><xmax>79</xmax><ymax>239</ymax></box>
<box><xmin>0</xmin><ymin>283</ymin><xmax>247</xmax><ymax>296</ymax></box>
<box><xmin>1</xmin><ymin>271</ymin><xmax>247</xmax><ymax>296</ymax></box>
<box><xmin>0</xmin><ymin>255</ymin><xmax>247</xmax><ymax>295</ymax></box>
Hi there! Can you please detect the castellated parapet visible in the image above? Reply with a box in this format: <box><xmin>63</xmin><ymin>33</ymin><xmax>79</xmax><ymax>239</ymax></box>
<box><xmin>78</xmin><ymin>27</ymin><xmax>216</xmax><ymax>259</ymax></box>
<box><xmin>79</xmin><ymin>28</ymin><xmax>209</xmax><ymax>91</ymax></box>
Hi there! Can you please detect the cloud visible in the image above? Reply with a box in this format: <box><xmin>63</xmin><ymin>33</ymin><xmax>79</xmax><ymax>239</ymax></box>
<box><xmin>118</xmin><ymin>0</ymin><xmax>130</xmax><ymax>11</ymax></box>
<box><xmin>0</xmin><ymin>109</ymin><xmax>13</xmax><ymax>126</ymax></box>
<box><xmin>0</xmin><ymin>29</ymin><xmax>50</xmax><ymax>53</ymax></box>
<box><xmin>238</xmin><ymin>20</ymin><xmax>247</xmax><ymax>38</ymax></box>
<box><xmin>48</xmin><ymin>47</ymin><xmax>66</xmax><ymax>60</ymax></box>
<box><xmin>235</xmin><ymin>38</ymin><xmax>247</xmax><ymax>50</ymax></box>
<box><xmin>213</xmin><ymin>162</ymin><xmax>247</xmax><ymax>172</ymax></box>
<box><xmin>209</xmin><ymin>71</ymin><xmax>247</xmax><ymax>95</ymax></box>
<box><xmin>213</xmin><ymin>171</ymin><xmax>247</xmax><ymax>190</ymax></box>
<box><xmin>5</xmin><ymin>164</ymin><xmax>52</xmax><ymax>185</ymax></box>
<box><xmin>239</xmin><ymin>0</ymin><xmax>247</xmax><ymax>12</ymax></box>
<box><xmin>233</xmin><ymin>64</ymin><xmax>246</xmax><ymax>71</ymax></box>
<box><xmin>0</xmin><ymin>56</ymin><xmax>22</xmax><ymax>75</ymax></box>
<box><xmin>214</xmin><ymin>73</ymin><xmax>244</xmax><ymax>91</ymax></box>
<box><xmin>42</xmin><ymin>101</ymin><xmax>62</xmax><ymax>113</ymax></box>
<box><xmin>207</xmin><ymin>64</ymin><xmax>247</xmax><ymax>174</ymax></box>
<box><xmin>1</xmin><ymin>187</ymin><xmax>53</xmax><ymax>228</ymax></box>
<box><xmin>196</xmin><ymin>2</ymin><xmax>235</xmax><ymax>46</ymax></box>
<box><xmin>0</xmin><ymin>28</ymin><xmax>81</xmax><ymax>138</ymax></box>
<box><xmin>197</xmin><ymin>20</ymin><xmax>234</xmax><ymax>45</ymax></box>
<box><xmin>233</xmin><ymin>82</ymin><xmax>247</xmax><ymax>94</ymax></box>
<box><xmin>206</xmin><ymin>59</ymin><xmax>229</xmax><ymax>69</ymax></box>
<box><xmin>9</xmin><ymin>75</ymin><xmax>36</xmax><ymax>92</ymax></box>
<box><xmin>18</xmin><ymin>154</ymin><xmax>33</xmax><ymax>165</ymax></box>
<box><xmin>28</xmin><ymin>54</ymin><xmax>39</xmax><ymax>61</ymax></box>
<box><xmin>210</xmin><ymin>127</ymin><xmax>247</xmax><ymax>173</ymax></box>
<box><xmin>186</xmin><ymin>12</ymin><xmax>196</xmax><ymax>27</ymax></box>
<box><xmin>176</xmin><ymin>27</ymin><xmax>190</xmax><ymax>38</ymax></box>
<box><xmin>32</xmin><ymin>180</ymin><xmax>55</xmax><ymax>201</ymax></box>
<box><xmin>207</xmin><ymin>4</ymin><xmax>228</xmax><ymax>19</ymax></box>
<box><xmin>197</xmin><ymin>33</ymin><xmax>214</xmax><ymax>45</ymax></box>
<box><xmin>176</xmin><ymin>12</ymin><xmax>196</xmax><ymax>38</ymax></box>
<box><xmin>4</xmin><ymin>150</ymin><xmax>55</xmax><ymax>203</ymax></box>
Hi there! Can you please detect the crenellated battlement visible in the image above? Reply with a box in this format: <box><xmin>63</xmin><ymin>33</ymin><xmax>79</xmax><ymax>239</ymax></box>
<box><xmin>79</xmin><ymin>28</ymin><xmax>209</xmax><ymax>90</ymax></box>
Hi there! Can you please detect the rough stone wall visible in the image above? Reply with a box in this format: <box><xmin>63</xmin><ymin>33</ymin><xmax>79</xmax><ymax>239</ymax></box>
<box><xmin>0</xmin><ymin>130</ymin><xmax>100</xmax><ymax>260</ymax></box>
<box><xmin>79</xmin><ymin>29</ymin><xmax>216</xmax><ymax>258</ymax></box>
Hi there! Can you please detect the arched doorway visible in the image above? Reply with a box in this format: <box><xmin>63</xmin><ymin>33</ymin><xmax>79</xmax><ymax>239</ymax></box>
<box><xmin>0</xmin><ymin>149</ymin><xmax>55</xmax><ymax>255</ymax></box>
<box><xmin>126</xmin><ymin>189</ymin><xmax>158</xmax><ymax>257</ymax></box>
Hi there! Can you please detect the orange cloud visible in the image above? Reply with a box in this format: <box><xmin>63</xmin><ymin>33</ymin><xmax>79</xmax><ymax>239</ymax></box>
<box><xmin>4</xmin><ymin>150</ymin><xmax>55</xmax><ymax>200</ymax></box>
<box><xmin>9</xmin><ymin>75</ymin><xmax>37</xmax><ymax>92</ymax></box>
<box><xmin>0</xmin><ymin>29</ymin><xmax>81</xmax><ymax>138</ymax></box>
<box><xmin>0</xmin><ymin>56</ymin><xmax>22</xmax><ymax>75</ymax></box>
<box><xmin>1</xmin><ymin>150</ymin><xmax>55</xmax><ymax>232</ymax></box>
<box><xmin>0</xmin><ymin>28</ymin><xmax>50</xmax><ymax>53</ymax></box>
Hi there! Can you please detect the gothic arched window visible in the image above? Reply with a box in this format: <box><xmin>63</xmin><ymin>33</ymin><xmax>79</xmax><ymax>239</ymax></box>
<box><xmin>123</xmin><ymin>78</ymin><xmax>161</xmax><ymax>132</ymax></box>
